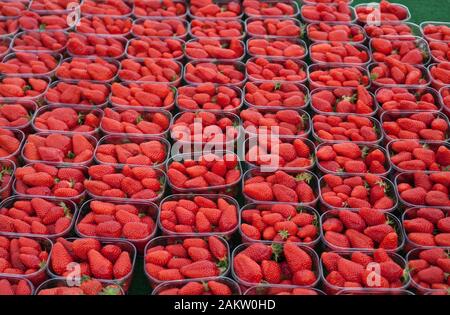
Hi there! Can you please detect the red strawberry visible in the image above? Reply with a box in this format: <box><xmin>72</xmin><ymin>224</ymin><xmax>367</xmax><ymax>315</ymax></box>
<box><xmin>283</xmin><ymin>242</ymin><xmax>312</xmax><ymax>272</ymax></box>
<box><xmin>233</xmin><ymin>253</ymin><xmax>262</xmax><ymax>283</ymax></box>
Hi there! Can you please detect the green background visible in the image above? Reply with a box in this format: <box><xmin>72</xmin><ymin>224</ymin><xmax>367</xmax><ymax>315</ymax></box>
<box><xmin>128</xmin><ymin>0</ymin><xmax>449</xmax><ymax>295</ymax></box>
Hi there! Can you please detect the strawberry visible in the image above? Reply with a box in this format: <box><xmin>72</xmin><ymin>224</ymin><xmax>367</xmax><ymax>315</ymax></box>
<box><xmin>284</xmin><ymin>242</ymin><xmax>312</xmax><ymax>272</ymax></box>
<box><xmin>233</xmin><ymin>253</ymin><xmax>263</xmax><ymax>283</ymax></box>
<box><xmin>180</xmin><ymin>260</ymin><xmax>219</xmax><ymax>278</ymax></box>
<box><xmin>72</xmin><ymin>238</ymin><xmax>101</xmax><ymax>260</ymax></box>
<box><xmin>244</xmin><ymin>182</ymin><xmax>273</xmax><ymax>201</ymax></box>
<box><xmin>51</xmin><ymin>242</ymin><xmax>73</xmax><ymax>276</ymax></box>
<box><xmin>113</xmin><ymin>251</ymin><xmax>132</xmax><ymax>279</ymax></box>
<box><xmin>87</xmin><ymin>249</ymin><xmax>113</xmax><ymax>280</ymax></box>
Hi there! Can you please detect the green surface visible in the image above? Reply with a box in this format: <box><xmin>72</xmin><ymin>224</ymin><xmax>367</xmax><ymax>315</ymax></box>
<box><xmin>127</xmin><ymin>0</ymin><xmax>450</xmax><ymax>295</ymax></box>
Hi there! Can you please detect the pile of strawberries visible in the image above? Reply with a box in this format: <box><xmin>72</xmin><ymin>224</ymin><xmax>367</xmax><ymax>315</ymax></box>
<box><xmin>245</xmin><ymin>137</ymin><xmax>314</xmax><ymax>169</ymax></box>
<box><xmin>84</xmin><ymin>164</ymin><xmax>164</xmax><ymax>200</ymax></box>
<box><xmin>233</xmin><ymin>242</ymin><xmax>319</xmax><ymax>286</ymax></box>
<box><xmin>243</xmin><ymin>170</ymin><xmax>317</xmax><ymax>204</ymax></box>
<box><xmin>320</xmin><ymin>174</ymin><xmax>396</xmax><ymax>210</ymax></box>
<box><xmin>0</xmin><ymin>0</ymin><xmax>449</xmax><ymax>296</ymax></box>
<box><xmin>145</xmin><ymin>236</ymin><xmax>229</xmax><ymax>283</ymax></box>
<box><xmin>167</xmin><ymin>153</ymin><xmax>241</xmax><ymax>192</ymax></box>
<box><xmin>0</xmin><ymin>197</ymin><xmax>76</xmax><ymax>236</ymax></box>
<box><xmin>76</xmin><ymin>200</ymin><xmax>156</xmax><ymax>241</ymax></box>
<box><xmin>155</xmin><ymin>279</ymin><xmax>236</xmax><ymax>295</ymax></box>
<box><xmin>159</xmin><ymin>195</ymin><xmax>238</xmax><ymax>235</ymax></box>
<box><xmin>403</xmin><ymin>207</ymin><xmax>450</xmax><ymax>247</ymax></box>
<box><xmin>322</xmin><ymin>249</ymin><xmax>408</xmax><ymax>291</ymax></box>
<box><xmin>321</xmin><ymin>208</ymin><xmax>402</xmax><ymax>251</ymax></box>
<box><xmin>240</xmin><ymin>203</ymin><xmax>319</xmax><ymax>244</ymax></box>
<box><xmin>408</xmin><ymin>248</ymin><xmax>450</xmax><ymax>291</ymax></box>
<box><xmin>397</xmin><ymin>171</ymin><xmax>450</xmax><ymax>207</ymax></box>
<box><xmin>316</xmin><ymin>143</ymin><xmax>389</xmax><ymax>175</ymax></box>
<box><xmin>50</xmin><ymin>238</ymin><xmax>134</xmax><ymax>283</ymax></box>
<box><xmin>15</xmin><ymin>163</ymin><xmax>86</xmax><ymax>199</ymax></box>
<box><xmin>0</xmin><ymin>236</ymin><xmax>50</xmax><ymax>284</ymax></box>
<box><xmin>37</xmin><ymin>279</ymin><xmax>123</xmax><ymax>296</ymax></box>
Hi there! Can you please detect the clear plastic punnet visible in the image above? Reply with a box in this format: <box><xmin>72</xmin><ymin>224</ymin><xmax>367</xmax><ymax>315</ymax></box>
<box><xmin>185</xmin><ymin>38</ymin><xmax>246</xmax><ymax>62</ymax></box>
<box><xmin>301</xmin><ymin>3</ymin><xmax>357</xmax><ymax>24</ymax></box>
<box><xmin>307</xmin><ymin>22</ymin><xmax>367</xmax><ymax>44</ymax></box>
<box><xmin>152</xmin><ymin>276</ymin><xmax>241</xmax><ymax>295</ymax></box>
<box><xmin>35</xmin><ymin>278</ymin><xmax>124</xmax><ymax>295</ymax></box>
<box><xmin>0</xmin><ymin>99</ymin><xmax>37</xmax><ymax>132</ymax></box>
<box><xmin>157</xmin><ymin>193</ymin><xmax>239</xmax><ymax>238</ymax></box>
<box><xmin>242</xmin><ymin>168</ymin><xmax>319</xmax><ymax>208</ymax></box>
<box><xmin>75</xmin><ymin>199</ymin><xmax>159</xmax><ymax>253</ymax></box>
<box><xmin>143</xmin><ymin>235</ymin><xmax>231</xmax><ymax>288</ymax></box>
<box><xmin>12</xmin><ymin>163</ymin><xmax>88</xmax><ymax>204</ymax></box>
<box><xmin>318</xmin><ymin>173</ymin><xmax>398</xmax><ymax>213</ymax></box>
<box><xmin>368</xmin><ymin>36</ymin><xmax>431</xmax><ymax>66</ymax></box>
<box><xmin>0</xmin><ymin>196</ymin><xmax>78</xmax><ymax>239</ymax></box>
<box><xmin>131</xmin><ymin>17</ymin><xmax>188</xmax><ymax>40</ymax></box>
<box><xmin>189</xmin><ymin>18</ymin><xmax>245</xmax><ymax>40</ymax></box>
<box><xmin>406</xmin><ymin>247</ymin><xmax>450</xmax><ymax>294</ymax></box>
<box><xmin>0</xmin><ymin>276</ymin><xmax>34</xmax><ymax>295</ymax></box>
<box><xmin>11</xmin><ymin>30</ymin><xmax>68</xmax><ymax>54</ymax></box>
<box><xmin>402</xmin><ymin>207</ymin><xmax>450</xmax><ymax>251</ymax></box>
<box><xmin>364</xmin><ymin>21</ymin><xmax>421</xmax><ymax>39</ymax></box>
<box><xmin>31</xmin><ymin>104</ymin><xmax>103</xmax><ymax>137</ymax></box>
<box><xmin>231</xmin><ymin>242</ymin><xmax>321</xmax><ymax>292</ymax></box>
<box><xmin>243</xmin><ymin>0</ymin><xmax>300</xmax><ymax>19</ymax></box>
<box><xmin>239</xmin><ymin>202</ymin><xmax>321</xmax><ymax>248</ymax></box>
<box><xmin>47</xmin><ymin>238</ymin><xmax>137</xmax><ymax>293</ymax></box>
<box><xmin>369</xmin><ymin>62</ymin><xmax>431</xmax><ymax>90</ymax></box>
<box><xmin>0</xmin><ymin>128</ymin><xmax>25</xmax><ymax>165</ymax></box>
<box><xmin>94</xmin><ymin>134</ymin><xmax>171</xmax><ymax>169</ymax></box>
<box><xmin>315</xmin><ymin>142</ymin><xmax>391</xmax><ymax>177</ymax></box>
<box><xmin>309</xmin><ymin>42</ymin><xmax>372</xmax><ymax>67</ymax></box>
<box><xmin>100</xmin><ymin>107</ymin><xmax>172</xmax><ymax>139</ymax></box>
<box><xmin>20</xmin><ymin>131</ymin><xmax>98</xmax><ymax>167</ymax></box>
<box><xmin>0</xmin><ymin>158</ymin><xmax>15</xmax><ymax>200</ymax></box>
<box><xmin>0</xmin><ymin>235</ymin><xmax>52</xmax><ymax>286</ymax></box>
<box><xmin>354</xmin><ymin>3</ymin><xmax>411</xmax><ymax>24</ymax></box>
<box><xmin>166</xmin><ymin>150</ymin><xmax>242</xmax><ymax>196</ymax></box>
<box><xmin>310</xmin><ymin>86</ymin><xmax>378</xmax><ymax>117</ymax></box>
<box><xmin>420</xmin><ymin>21</ymin><xmax>450</xmax><ymax>43</ymax></box>
<box><xmin>307</xmin><ymin>64</ymin><xmax>370</xmax><ymax>90</ymax></box>
<box><xmin>246</xmin><ymin>36</ymin><xmax>307</xmax><ymax>60</ymax></box>
<box><xmin>243</xmin><ymin>136</ymin><xmax>316</xmax><ymax>171</ymax></box>
<box><xmin>0</xmin><ymin>74</ymin><xmax>51</xmax><ymax>104</ymax></box>
<box><xmin>321</xmin><ymin>250</ymin><xmax>410</xmax><ymax>295</ymax></box>
<box><xmin>0</xmin><ymin>52</ymin><xmax>62</xmax><ymax>77</ymax></box>
<box><xmin>244</xmin><ymin>285</ymin><xmax>325</xmax><ymax>295</ymax></box>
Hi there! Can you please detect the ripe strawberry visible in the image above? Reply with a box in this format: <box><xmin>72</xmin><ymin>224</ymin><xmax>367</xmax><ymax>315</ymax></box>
<box><xmin>379</xmin><ymin>232</ymin><xmax>398</xmax><ymax>249</ymax></box>
<box><xmin>113</xmin><ymin>251</ymin><xmax>132</xmax><ymax>279</ymax></box>
<box><xmin>87</xmin><ymin>249</ymin><xmax>113</xmax><ymax>280</ymax></box>
<box><xmin>261</xmin><ymin>260</ymin><xmax>281</xmax><ymax>284</ymax></box>
<box><xmin>180</xmin><ymin>260</ymin><xmax>219</xmax><ymax>278</ymax></box>
<box><xmin>283</xmin><ymin>242</ymin><xmax>312</xmax><ymax>272</ymax></box>
<box><xmin>337</xmin><ymin>258</ymin><xmax>364</xmax><ymax>282</ymax></box>
<box><xmin>244</xmin><ymin>182</ymin><xmax>273</xmax><ymax>201</ymax></box>
<box><xmin>338</xmin><ymin>210</ymin><xmax>366</xmax><ymax>232</ymax></box>
<box><xmin>72</xmin><ymin>238</ymin><xmax>101</xmax><ymax>260</ymax></box>
<box><xmin>51</xmin><ymin>242</ymin><xmax>73</xmax><ymax>276</ymax></box>
<box><xmin>233</xmin><ymin>253</ymin><xmax>262</xmax><ymax>283</ymax></box>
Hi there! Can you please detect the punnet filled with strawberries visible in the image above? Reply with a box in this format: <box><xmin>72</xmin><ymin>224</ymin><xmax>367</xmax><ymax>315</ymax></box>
<box><xmin>0</xmin><ymin>0</ymin><xmax>449</xmax><ymax>299</ymax></box>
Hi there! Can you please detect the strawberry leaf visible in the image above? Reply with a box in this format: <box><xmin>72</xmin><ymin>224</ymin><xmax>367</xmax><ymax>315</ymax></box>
<box><xmin>271</xmin><ymin>243</ymin><xmax>283</xmax><ymax>262</ymax></box>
